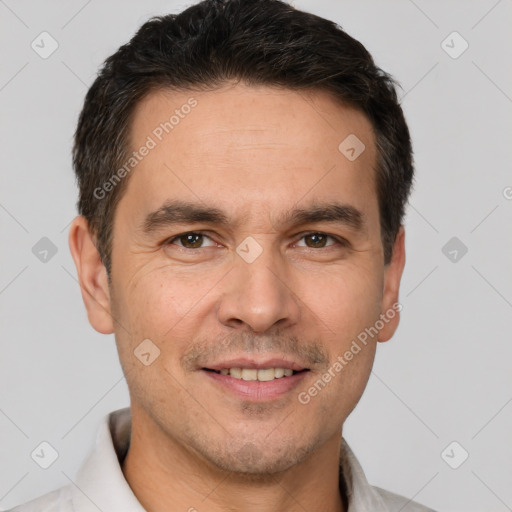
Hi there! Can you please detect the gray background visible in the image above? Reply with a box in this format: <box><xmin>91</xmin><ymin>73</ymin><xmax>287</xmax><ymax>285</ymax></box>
<box><xmin>1</xmin><ymin>1</ymin><xmax>511</xmax><ymax>510</ymax></box>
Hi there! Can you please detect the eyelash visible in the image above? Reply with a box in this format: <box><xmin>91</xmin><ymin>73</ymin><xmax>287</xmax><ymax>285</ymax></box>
<box><xmin>165</xmin><ymin>231</ymin><xmax>348</xmax><ymax>249</ymax></box>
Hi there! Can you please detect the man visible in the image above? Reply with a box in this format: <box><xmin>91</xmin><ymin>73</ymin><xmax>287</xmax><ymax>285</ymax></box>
<box><xmin>9</xmin><ymin>0</ymin><xmax>435</xmax><ymax>510</ymax></box>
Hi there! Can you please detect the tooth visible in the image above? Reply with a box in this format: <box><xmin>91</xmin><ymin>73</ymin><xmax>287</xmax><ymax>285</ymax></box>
<box><xmin>241</xmin><ymin>369</ymin><xmax>258</xmax><ymax>381</ymax></box>
<box><xmin>223</xmin><ymin>367</ymin><xmax>297</xmax><ymax>380</ymax></box>
<box><xmin>257</xmin><ymin>368</ymin><xmax>275</xmax><ymax>381</ymax></box>
<box><xmin>230</xmin><ymin>368</ymin><xmax>242</xmax><ymax>379</ymax></box>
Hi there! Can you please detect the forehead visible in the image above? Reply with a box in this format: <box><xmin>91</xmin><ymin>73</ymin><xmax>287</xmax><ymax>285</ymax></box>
<box><xmin>130</xmin><ymin>83</ymin><xmax>374</xmax><ymax>153</ymax></box>
<box><xmin>122</xmin><ymin>83</ymin><xmax>378</xmax><ymax>227</ymax></box>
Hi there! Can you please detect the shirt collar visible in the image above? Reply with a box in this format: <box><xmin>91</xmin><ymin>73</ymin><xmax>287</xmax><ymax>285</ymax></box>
<box><xmin>71</xmin><ymin>407</ymin><xmax>143</xmax><ymax>512</ymax></box>
<box><xmin>339</xmin><ymin>437</ymin><xmax>391</xmax><ymax>511</ymax></box>
<box><xmin>71</xmin><ymin>407</ymin><xmax>389</xmax><ymax>512</ymax></box>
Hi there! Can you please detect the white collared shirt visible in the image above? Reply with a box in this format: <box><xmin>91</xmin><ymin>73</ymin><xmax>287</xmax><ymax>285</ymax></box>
<box><xmin>8</xmin><ymin>407</ymin><xmax>435</xmax><ymax>512</ymax></box>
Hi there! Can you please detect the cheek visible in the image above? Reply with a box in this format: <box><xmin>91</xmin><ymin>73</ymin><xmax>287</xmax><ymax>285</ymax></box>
<box><xmin>110</xmin><ymin>272</ymin><xmax>202</xmax><ymax>395</ymax></box>
<box><xmin>115</xmin><ymin>265</ymin><xmax>220</xmax><ymax>343</ymax></box>
<box><xmin>303</xmin><ymin>262</ymin><xmax>384</xmax><ymax>337</ymax></box>
<box><xmin>300</xmin><ymin>269</ymin><xmax>381</xmax><ymax>419</ymax></box>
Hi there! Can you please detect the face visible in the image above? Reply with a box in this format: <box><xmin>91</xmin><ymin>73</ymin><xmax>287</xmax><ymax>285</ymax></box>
<box><xmin>71</xmin><ymin>83</ymin><xmax>405</xmax><ymax>476</ymax></box>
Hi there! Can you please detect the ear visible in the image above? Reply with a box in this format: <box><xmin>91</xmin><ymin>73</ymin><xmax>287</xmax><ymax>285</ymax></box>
<box><xmin>68</xmin><ymin>216</ymin><xmax>114</xmax><ymax>334</ymax></box>
<box><xmin>377</xmin><ymin>226</ymin><xmax>406</xmax><ymax>343</ymax></box>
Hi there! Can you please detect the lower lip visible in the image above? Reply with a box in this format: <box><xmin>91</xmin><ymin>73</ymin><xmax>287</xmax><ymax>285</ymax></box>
<box><xmin>202</xmin><ymin>370</ymin><xmax>309</xmax><ymax>401</ymax></box>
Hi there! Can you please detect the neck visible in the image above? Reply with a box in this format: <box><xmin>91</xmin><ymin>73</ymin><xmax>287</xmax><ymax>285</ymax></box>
<box><xmin>121</xmin><ymin>407</ymin><xmax>347</xmax><ymax>512</ymax></box>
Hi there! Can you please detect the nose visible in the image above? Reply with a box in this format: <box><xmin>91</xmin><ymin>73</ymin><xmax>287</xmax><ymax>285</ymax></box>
<box><xmin>217</xmin><ymin>248</ymin><xmax>301</xmax><ymax>333</ymax></box>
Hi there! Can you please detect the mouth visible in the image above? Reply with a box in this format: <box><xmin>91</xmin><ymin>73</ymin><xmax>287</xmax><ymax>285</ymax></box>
<box><xmin>200</xmin><ymin>358</ymin><xmax>311</xmax><ymax>401</ymax></box>
<box><xmin>203</xmin><ymin>367</ymin><xmax>309</xmax><ymax>381</ymax></box>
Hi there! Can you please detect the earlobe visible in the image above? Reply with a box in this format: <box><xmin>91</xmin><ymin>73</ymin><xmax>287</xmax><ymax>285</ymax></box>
<box><xmin>377</xmin><ymin>226</ymin><xmax>406</xmax><ymax>343</ymax></box>
<box><xmin>68</xmin><ymin>216</ymin><xmax>114</xmax><ymax>334</ymax></box>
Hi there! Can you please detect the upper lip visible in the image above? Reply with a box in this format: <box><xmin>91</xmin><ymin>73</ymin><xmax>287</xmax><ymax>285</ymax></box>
<box><xmin>202</xmin><ymin>356</ymin><xmax>309</xmax><ymax>372</ymax></box>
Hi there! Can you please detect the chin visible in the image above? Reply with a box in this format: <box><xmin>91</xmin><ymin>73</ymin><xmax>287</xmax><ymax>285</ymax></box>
<box><xmin>194</xmin><ymin>436</ymin><xmax>316</xmax><ymax>477</ymax></box>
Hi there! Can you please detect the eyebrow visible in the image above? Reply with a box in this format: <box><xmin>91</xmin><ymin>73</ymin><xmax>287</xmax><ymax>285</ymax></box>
<box><xmin>142</xmin><ymin>201</ymin><xmax>230</xmax><ymax>233</ymax></box>
<box><xmin>142</xmin><ymin>200</ymin><xmax>365</xmax><ymax>234</ymax></box>
<box><xmin>276</xmin><ymin>203</ymin><xmax>364</xmax><ymax>233</ymax></box>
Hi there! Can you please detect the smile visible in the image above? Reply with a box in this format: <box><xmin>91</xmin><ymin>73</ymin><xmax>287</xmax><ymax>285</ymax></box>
<box><xmin>201</xmin><ymin>362</ymin><xmax>310</xmax><ymax>401</ymax></box>
<box><xmin>204</xmin><ymin>367</ymin><xmax>308</xmax><ymax>381</ymax></box>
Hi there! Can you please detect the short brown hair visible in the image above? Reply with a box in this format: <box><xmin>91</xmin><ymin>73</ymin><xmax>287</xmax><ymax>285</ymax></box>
<box><xmin>73</xmin><ymin>0</ymin><xmax>414</xmax><ymax>273</ymax></box>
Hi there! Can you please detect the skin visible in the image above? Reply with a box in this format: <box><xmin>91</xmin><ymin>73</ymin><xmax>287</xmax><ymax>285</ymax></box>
<box><xmin>69</xmin><ymin>82</ymin><xmax>406</xmax><ymax>512</ymax></box>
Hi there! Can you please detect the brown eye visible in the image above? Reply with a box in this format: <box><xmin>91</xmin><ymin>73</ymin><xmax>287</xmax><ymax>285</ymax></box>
<box><xmin>169</xmin><ymin>232</ymin><xmax>214</xmax><ymax>249</ymax></box>
<box><xmin>304</xmin><ymin>233</ymin><xmax>329</xmax><ymax>248</ymax></box>
<box><xmin>297</xmin><ymin>232</ymin><xmax>338</xmax><ymax>249</ymax></box>
<box><xmin>180</xmin><ymin>233</ymin><xmax>203</xmax><ymax>248</ymax></box>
